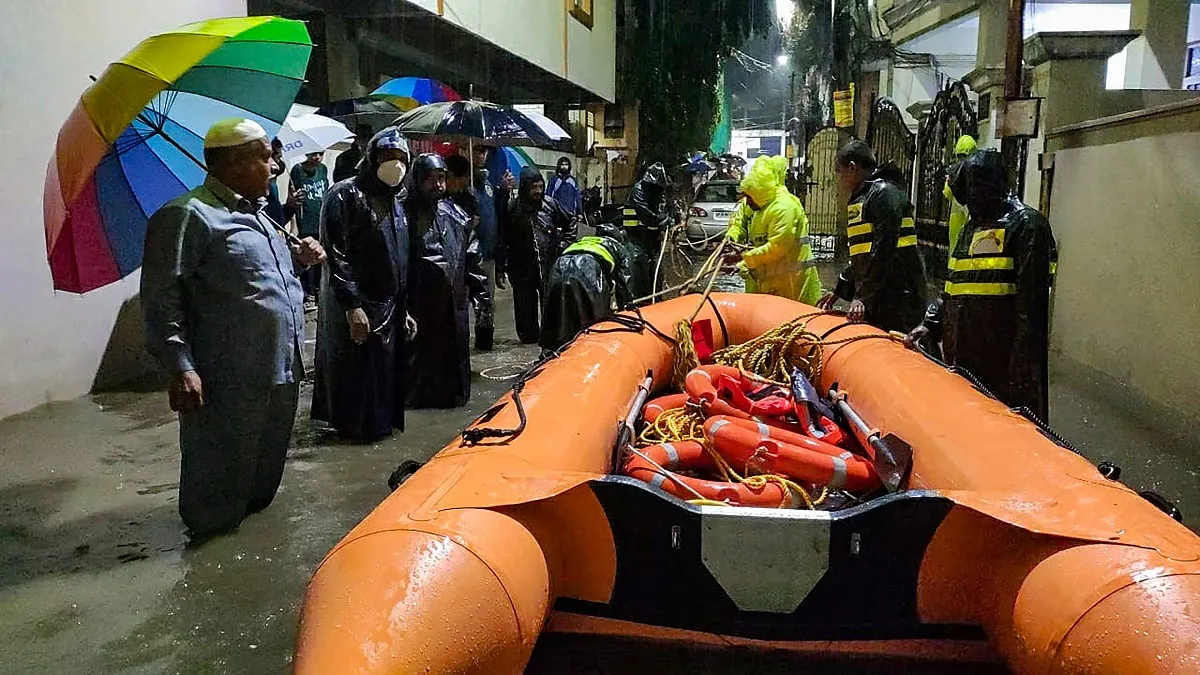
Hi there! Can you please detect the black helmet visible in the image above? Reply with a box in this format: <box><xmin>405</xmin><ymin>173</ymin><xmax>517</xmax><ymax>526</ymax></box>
<box><xmin>594</xmin><ymin>221</ymin><xmax>627</xmax><ymax>243</ymax></box>
<box><xmin>642</xmin><ymin>162</ymin><xmax>668</xmax><ymax>188</ymax></box>
<box><xmin>411</xmin><ymin>152</ymin><xmax>449</xmax><ymax>186</ymax></box>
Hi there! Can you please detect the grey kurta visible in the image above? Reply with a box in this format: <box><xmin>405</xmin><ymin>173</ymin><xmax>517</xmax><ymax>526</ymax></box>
<box><xmin>141</xmin><ymin>176</ymin><xmax>305</xmax><ymax>536</ymax></box>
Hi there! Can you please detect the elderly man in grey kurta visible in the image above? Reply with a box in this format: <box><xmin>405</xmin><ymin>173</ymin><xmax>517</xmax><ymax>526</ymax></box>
<box><xmin>141</xmin><ymin>118</ymin><xmax>326</xmax><ymax>540</ymax></box>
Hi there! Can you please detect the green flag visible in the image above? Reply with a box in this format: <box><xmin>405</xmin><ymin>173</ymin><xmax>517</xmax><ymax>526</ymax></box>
<box><xmin>709</xmin><ymin>70</ymin><xmax>731</xmax><ymax>155</ymax></box>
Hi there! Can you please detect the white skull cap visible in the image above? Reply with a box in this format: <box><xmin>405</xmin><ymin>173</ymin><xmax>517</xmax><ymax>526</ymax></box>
<box><xmin>204</xmin><ymin>118</ymin><xmax>268</xmax><ymax>149</ymax></box>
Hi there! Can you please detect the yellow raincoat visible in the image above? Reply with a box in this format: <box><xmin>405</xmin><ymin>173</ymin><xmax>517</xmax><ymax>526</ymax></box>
<box><xmin>733</xmin><ymin>157</ymin><xmax>821</xmax><ymax>304</ymax></box>
<box><xmin>725</xmin><ymin>200</ymin><xmax>752</xmax><ymax>244</ymax></box>
<box><xmin>945</xmin><ymin>135</ymin><xmax>978</xmax><ymax>271</ymax></box>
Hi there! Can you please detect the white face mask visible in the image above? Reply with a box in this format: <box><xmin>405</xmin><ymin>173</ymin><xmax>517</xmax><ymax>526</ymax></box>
<box><xmin>376</xmin><ymin>159</ymin><xmax>407</xmax><ymax>187</ymax></box>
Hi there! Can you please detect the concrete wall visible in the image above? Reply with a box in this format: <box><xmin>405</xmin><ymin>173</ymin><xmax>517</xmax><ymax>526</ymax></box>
<box><xmin>1047</xmin><ymin>105</ymin><xmax>1200</xmax><ymax>431</ymax></box>
<box><xmin>410</xmin><ymin>0</ymin><xmax>616</xmax><ymax>101</ymax></box>
<box><xmin>567</xmin><ymin>0</ymin><xmax>617</xmax><ymax>102</ymax></box>
<box><xmin>0</xmin><ymin>0</ymin><xmax>247</xmax><ymax>420</ymax></box>
<box><xmin>886</xmin><ymin>3</ymin><xmax>1131</xmax><ymax>127</ymax></box>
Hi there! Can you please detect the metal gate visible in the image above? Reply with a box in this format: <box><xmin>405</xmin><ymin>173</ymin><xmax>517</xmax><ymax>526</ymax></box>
<box><xmin>866</xmin><ymin>97</ymin><xmax>916</xmax><ymax>196</ymax></box>
<box><xmin>913</xmin><ymin>81</ymin><xmax>978</xmax><ymax>279</ymax></box>
<box><xmin>803</xmin><ymin>126</ymin><xmax>848</xmax><ymax>261</ymax></box>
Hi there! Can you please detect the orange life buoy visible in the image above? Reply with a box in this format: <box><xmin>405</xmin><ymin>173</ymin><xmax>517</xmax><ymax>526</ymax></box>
<box><xmin>684</xmin><ymin>366</ymin><xmax>810</xmax><ymax>436</ymax></box>
<box><xmin>704</xmin><ymin>416</ymin><xmax>881</xmax><ymax>492</ymax></box>
<box><xmin>643</xmin><ymin>393</ymin><xmax>690</xmax><ymax>423</ymax></box>
<box><xmin>624</xmin><ymin>441</ymin><xmax>793</xmax><ymax>507</ymax></box>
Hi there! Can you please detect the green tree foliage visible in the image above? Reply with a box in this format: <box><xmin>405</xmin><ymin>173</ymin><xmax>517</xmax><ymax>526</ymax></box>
<box><xmin>621</xmin><ymin>0</ymin><xmax>772</xmax><ymax>166</ymax></box>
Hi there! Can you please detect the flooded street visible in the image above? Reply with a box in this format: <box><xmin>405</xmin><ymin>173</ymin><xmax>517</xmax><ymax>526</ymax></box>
<box><xmin>0</xmin><ymin>290</ymin><xmax>539</xmax><ymax>675</ymax></box>
<box><xmin>0</xmin><ymin>281</ymin><xmax>1195</xmax><ymax>675</ymax></box>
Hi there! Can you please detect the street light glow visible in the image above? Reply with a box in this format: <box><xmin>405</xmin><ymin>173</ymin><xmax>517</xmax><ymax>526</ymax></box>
<box><xmin>777</xmin><ymin>54</ymin><xmax>790</xmax><ymax>67</ymax></box>
<box><xmin>776</xmin><ymin>0</ymin><xmax>795</xmax><ymax>31</ymax></box>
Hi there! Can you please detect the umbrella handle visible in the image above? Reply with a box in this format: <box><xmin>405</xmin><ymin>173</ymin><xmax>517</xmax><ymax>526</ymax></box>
<box><xmin>261</xmin><ymin>211</ymin><xmax>305</xmax><ymax>247</ymax></box>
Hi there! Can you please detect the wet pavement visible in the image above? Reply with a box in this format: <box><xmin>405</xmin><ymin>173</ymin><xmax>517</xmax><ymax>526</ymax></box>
<box><xmin>0</xmin><ymin>280</ymin><xmax>1196</xmax><ymax>674</ymax></box>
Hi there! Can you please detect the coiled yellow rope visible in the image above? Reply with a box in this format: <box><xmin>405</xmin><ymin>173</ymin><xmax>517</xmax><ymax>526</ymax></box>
<box><xmin>712</xmin><ymin>311</ymin><xmax>905</xmax><ymax>385</ymax></box>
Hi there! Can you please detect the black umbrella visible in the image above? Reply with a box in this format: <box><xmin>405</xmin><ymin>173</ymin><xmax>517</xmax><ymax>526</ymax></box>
<box><xmin>392</xmin><ymin>100</ymin><xmax>569</xmax><ymax>148</ymax></box>
<box><xmin>316</xmin><ymin>97</ymin><xmax>406</xmax><ymax>130</ymax></box>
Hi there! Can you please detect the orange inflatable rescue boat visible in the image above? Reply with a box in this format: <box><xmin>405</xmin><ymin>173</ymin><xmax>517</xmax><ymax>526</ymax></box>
<box><xmin>295</xmin><ymin>294</ymin><xmax>1200</xmax><ymax>674</ymax></box>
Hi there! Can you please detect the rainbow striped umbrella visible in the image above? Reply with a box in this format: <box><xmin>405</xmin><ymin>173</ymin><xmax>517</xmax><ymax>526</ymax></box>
<box><xmin>43</xmin><ymin>16</ymin><xmax>312</xmax><ymax>293</ymax></box>
<box><xmin>370</xmin><ymin>77</ymin><xmax>461</xmax><ymax>112</ymax></box>
<box><xmin>486</xmin><ymin>146</ymin><xmax>536</xmax><ymax>181</ymax></box>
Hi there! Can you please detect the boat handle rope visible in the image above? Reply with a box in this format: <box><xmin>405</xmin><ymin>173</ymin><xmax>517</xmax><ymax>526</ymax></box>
<box><xmin>460</xmin><ymin>380</ymin><xmax>527</xmax><ymax>446</ymax></box>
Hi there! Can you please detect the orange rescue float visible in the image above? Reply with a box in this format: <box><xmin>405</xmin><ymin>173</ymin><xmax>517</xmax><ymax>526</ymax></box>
<box><xmin>294</xmin><ymin>293</ymin><xmax>1200</xmax><ymax>675</ymax></box>
<box><xmin>703</xmin><ymin>415</ymin><xmax>881</xmax><ymax>492</ymax></box>
<box><xmin>623</xmin><ymin>441</ymin><xmax>792</xmax><ymax>507</ymax></box>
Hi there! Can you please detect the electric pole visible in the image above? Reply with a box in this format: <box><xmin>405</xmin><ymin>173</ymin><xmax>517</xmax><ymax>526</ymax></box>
<box><xmin>1001</xmin><ymin>0</ymin><xmax>1026</xmax><ymax>191</ymax></box>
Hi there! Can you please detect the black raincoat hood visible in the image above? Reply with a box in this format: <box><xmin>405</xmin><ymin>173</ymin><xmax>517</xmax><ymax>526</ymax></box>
<box><xmin>949</xmin><ymin>149</ymin><xmax>1008</xmax><ymax>221</ymax></box>
<box><xmin>518</xmin><ymin>165</ymin><xmax>544</xmax><ymax>202</ymax></box>
<box><xmin>641</xmin><ymin>162</ymin><xmax>668</xmax><ymax>189</ymax></box>
<box><xmin>869</xmin><ymin>162</ymin><xmax>905</xmax><ymax>188</ymax></box>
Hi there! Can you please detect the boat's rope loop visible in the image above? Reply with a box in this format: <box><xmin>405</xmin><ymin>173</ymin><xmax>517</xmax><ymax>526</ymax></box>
<box><xmin>460</xmin><ymin>380</ymin><xmax>527</xmax><ymax>446</ymax></box>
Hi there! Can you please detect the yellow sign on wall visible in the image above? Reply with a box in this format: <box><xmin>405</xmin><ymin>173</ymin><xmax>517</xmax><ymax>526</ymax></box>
<box><xmin>833</xmin><ymin>83</ymin><xmax>855</xmax><ymax>128</ymax></box>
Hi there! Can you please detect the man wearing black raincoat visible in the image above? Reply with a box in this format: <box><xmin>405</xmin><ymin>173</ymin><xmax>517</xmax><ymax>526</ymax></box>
<box><xmin>818</xmin><ymin>140</ymin><xmax>927</xmax><ymax>332</ymax></box>
<box><xmin>539</xmin><ymin>222</ymin><xmax>634</xmax><ymax>352</ymax></box>
<box><xmin>405</xmin><ymin>153</ymin><xmax>481</xmax><ymax>409</ymax></box>
<box><xmin>907</xmin><ymin>150</ymin><xmax>1058</xmax><ymax>420</ymax></box>
<box><xmin>621</xmin><ymin>162</ymin><xmax>674</xmax><ymax>298</ymax></box>
<box><xmin>499</xmin><ymin>166</ymin><xmax>577</xmax><ymax>343</ymax></box>
<box><xmin>311</xmin><ymin>127</ymin><xmax>414</xmax><ymax>441</ymax></box>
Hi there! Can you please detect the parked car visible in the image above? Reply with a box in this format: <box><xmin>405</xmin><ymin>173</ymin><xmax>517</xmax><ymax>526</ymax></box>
<box><xmin>686</xmin><ymin>179</ymin><xmax>740</xmax><ymax>244</ymax></box>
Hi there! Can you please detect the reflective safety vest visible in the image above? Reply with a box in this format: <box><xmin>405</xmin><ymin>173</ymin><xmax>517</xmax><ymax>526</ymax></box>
<box><xmin>846</xmin><ymin>202</ymin><xmax>918</xmax><ymax>258</ymax></box>
<box><xmin>621</xmin><ymin>207</ymin><xmax>640</xmax><ymax>228</ymax></box>
<box><xmin>943</xmin><ymin>227</ymin><xmax>1016</xmax><ymax>296</ymax></box>
<box><xmin>563</xmin><ymin>236</ymin><xmax>615</xmax><ymax>269</ymax></box>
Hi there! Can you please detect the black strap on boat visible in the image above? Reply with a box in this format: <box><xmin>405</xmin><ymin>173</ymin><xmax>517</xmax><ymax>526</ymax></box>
<box><xmin>704</xmin><ymin>295</ymin><xmax>730</xmax><ymax>347</ymax></box>
<box><xmin>817</xmin><ymin>320</ymin><xmax>858</xmax><ymax>342</ymax></box>
<box><xmin>461</xmin><ymin>380</ymin><xmax>528</xmax><ymax>446</ymax></box>
<box><xmin>460</xmin><ymin>307</ymin><xmax>676</xmax><ymax>447</ymax></box>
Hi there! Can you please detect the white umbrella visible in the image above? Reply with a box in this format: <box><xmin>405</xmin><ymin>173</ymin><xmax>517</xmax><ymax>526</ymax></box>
<box><xmin>524</xmin><ymin>110</ymin><xmax>571</xmax><ymax>142</ymax></box>
<box><xmin>277</xmin><ymin>112</ymin><xmax>355</xmax><ymax>161</ymax></box>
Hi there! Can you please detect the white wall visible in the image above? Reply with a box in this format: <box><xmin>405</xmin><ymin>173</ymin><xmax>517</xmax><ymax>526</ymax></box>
<box><xmin>412</xmin><ymin>0</ymin><xmax>617</xmax><ymax>101</ymax></box>
<box><xmin>1048</xmin><ymin>126</ymin><xmax>1200</xmax><ymax>423</ymax></box>
<box><xmin>567</xmin><ymin>0</ymin><xmax>617</xmax><ymax>102</ymax></box>
<box><xmin>0</xmin><ymin>0</ymin><xmax>247</xmax><ymax>419</ymax></box>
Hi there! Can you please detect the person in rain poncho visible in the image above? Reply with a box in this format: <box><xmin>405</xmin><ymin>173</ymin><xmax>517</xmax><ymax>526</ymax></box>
<box><xmin>621</xmin><ymin>162</ymin><xmax>675</xmax><ymax>298</ymax></box>
<box><xmin>466</xmin><ymin>145</ymin><xmax>504</xmax><ymax>351</ymax></box>
<box><xmin>404</xmin><ymin>153</ymin><xmax>482</xmax><ymax>409</ymax></box>
<box><xmin>944</xmin><ymin>134</ymin><xmax>977</xmax><ymax>272</ymax></box>
<box><xmin>539</xmin><ymin>222</ymin><xmax>634</xmax><ymax>353</ymax></box>
<box><xmin>499</xmin><ymin>166</ymin><xmax>577</xmax><ymax>343</ymax></box>
<box><xmin>818</xmin><ymin>140</ymin><xmax>928</xmax><ymax>331</ymax></box>
<box><xmin>141</xmin><ymin>118</ymin><xmax>326</xmax><ymax>539</ymax></box>
<box><xmin>906</xmin><ymin>150</ymin><xmax>1058</xmax><ymax>420</ymax></box>
<box><xmin>311</xmin><ymin>127</ymin><xmax>416</xmax><ymax>441</ymax></box>
<box><xmin>725</xmin><ymin>156</ymin><xmax>822</xmax><ymax>305</ymax></box>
